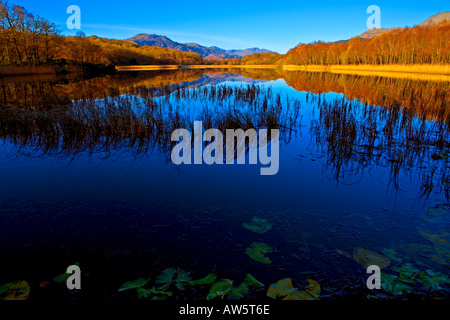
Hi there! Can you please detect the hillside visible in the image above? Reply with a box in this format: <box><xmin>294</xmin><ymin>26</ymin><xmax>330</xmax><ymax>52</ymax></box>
<box><xmin>125</xmin><ymin>34</ymin><xmax>272</xmax><ymax>59</ymax></box>
<box><xmin>358</xmin><ymin>11</ymin><xmax>450</xmax><ymax>39</ymax></box>
<box><xmin>282</xmin><ymin>19</ymin><xmax>450</xmax><ymax>65</ymax></box>
<box><xmin>419</xmin><ymin>11</ymin><xmax>450</xmax><ymax>26</ymax></box>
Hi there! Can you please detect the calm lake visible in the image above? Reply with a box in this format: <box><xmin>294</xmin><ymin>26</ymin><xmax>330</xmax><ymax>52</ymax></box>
<box><xmin>0</xmin><ymin>68</ymin><xmax>449</xmax><ymax>300</ymax></box>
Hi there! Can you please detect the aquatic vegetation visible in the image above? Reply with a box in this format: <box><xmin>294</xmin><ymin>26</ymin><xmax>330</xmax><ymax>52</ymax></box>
<box><xmin>242</xmin><ymin>217</ymin><xmax>272</xmax><ymax>234</ymax></box>
<box><xmin>0</xmin><ymin>281</ymin><xmax>30</xmax><ymax>300</ymax></box>
<box><xmin>310</xmin><ymin>94</ymin><xmax>450</xmax><ymax>200</ymax></box>
<box><xmin>417</xmin><ymin>229</ymin><xmax>450</xmax><ymax>262</ymax></box>
<box><xmin>244</xmin><ymin>274</ymin><xmax>264</xmax><ymax>288</ymax></box>
<box><xmin>155</xmin><ymin>268</ymin><xmax>191</xmax><ymax>291</ymax></box>
<box><xmin>425</xmin><ymin>204</ymin><xmax>450</xmax><ymax>222</ymax></box>
<box><xmin>382</xmin><ymin>248</ymin><xmax>403</xmax><ymax>263</ymax></box>
<box><xmin>353</xmin><ymin>248</ymin><xmax>391</xmax><ymax>269</ymax></box>
<box><xmin>206</xmin><ymin>279</ymin><xmax>234</xmax><ymax>300</ymax></box>
<box><xmin>118</xmin><ymin>278</ymin><xmax>151</xmax><ymax>292</ymax></box>
<box><xmin>267</xmin><ymin>278</ymin><xmax>320</xmax><ymax>300</ymax></box>
<box><xmin>207</xmin><ymin>274</ymin><xmax>264</xmax><ymax>300</ymax></box>
<box><xmin>52</xmin><ymin>262</ymin><xmax>81</xmax><ymax>284</ymax></box>
<box><xmin>189</xmin><ymin>274</ymin><xmax>217</xmax><ymax>286</ymax></box>
<box><xmin>381</xmin><ymin>263</ymin><xmax>450</xmax><ymax>295</ymax></box>
<box><xmin>245</xmin><ymin>242</ymin><xmax>274</xmax><ymax>264</ymax></box>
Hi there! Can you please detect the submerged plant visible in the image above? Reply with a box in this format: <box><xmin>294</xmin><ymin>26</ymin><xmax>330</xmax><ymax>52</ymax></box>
<box><xmin>267</xmin><ymin>278</ymin><xmax>320</xmax><ymax>300</ymax></box>
<box><xmin>245</xmin><ymin>242</ymin><xmax>274</xmax><ymax>264</ymax></box>
<box><xmin>242</xmin><ymin>217</ymin><xmax>272</xmax><ymax>234</ymax></box>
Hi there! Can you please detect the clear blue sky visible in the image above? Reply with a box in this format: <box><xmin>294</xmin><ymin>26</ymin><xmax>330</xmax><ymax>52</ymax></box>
<box><xmin>11</xmin><ymin>0</ymin><xmax>450</xmax><ymax>53</ymax></box>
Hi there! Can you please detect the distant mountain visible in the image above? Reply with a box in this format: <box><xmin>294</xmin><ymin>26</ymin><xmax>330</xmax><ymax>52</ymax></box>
<box><xmin>419</xmin><ymin>12</ymin><xmax>450</xmax><ymax>26</ymax></box>
<box><xmin>125</xmin><ymin>34</ymin><xmax>272</xmax><ymax>59</ymax></box>
<box><xmin>359</xmin><ymin>27</ymin><xmax>398</xmax><ymax>39</ymax></box>
<box><xmin>358</xmin><ymin>11</ymin><xmax>450</xmax><ymax>39</ymax></box>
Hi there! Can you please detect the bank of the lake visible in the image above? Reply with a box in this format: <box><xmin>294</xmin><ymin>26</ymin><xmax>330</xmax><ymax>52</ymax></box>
<box><xmin>0</xmin><ymin>62</ymin><xmax>116</xmax><ymax>77</ymax></box>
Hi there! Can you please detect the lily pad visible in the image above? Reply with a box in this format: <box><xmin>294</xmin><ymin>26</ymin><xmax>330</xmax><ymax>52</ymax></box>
<box><xmin>0</xmin><ymin>281</ymin><xmax>30</xmax><ymax>300</ymax></box>
<box><xmin>243</xmin><ymin>218</ymin><xmax>272</xmax><ymax>234</ymax></box>
<box><xmin>244</xmin><ymin>274</ymin><xmax>264</xmax><ymax>288</ymax></box>
<box><xmin>267</xmin><ymin>278</ymin><xmax>320</xmax><ymax>300</ymax></box>
<box><xmin>175</xmin><ymin>269</ymin><xmax>192</xmax><ymax>290</ymax></box>
<box><xmin>53</xmin><ymin>262</ymin><xmax>80</xmax><ymax>284</ymax></box>
<box><xmin>391</xmin><ymin>263</ymin><xmax>420</xmax><ymax>281</ymax></box>
<box><xmin>382</xmin><ymin>248</ymin><xmax>403</xmax><ymax>263</ymax></box>
<box><xmin>207</xmin><ymin>279</ymin><xmax>233</xmax><ymax>300</ymax></box>
<box><xmin>190</xmin><ymin>274</ymin><xmax>217</xmax><ymax>286</ymax></box>
<box><xmin>155</xmin><ymin>268</ymin><xmax>176</xmax><ymax>290</ymax></box>
<box><xmin>284</xmin><ymin>280</ymin><xmax>320</xmax><ymax>300</ymax></box>
<box><xmin>425</xmin><ymin>204</ymin><xmax>450</xmax><ymax>221</ymax></box>
<box><xmin>246</xmin><ymin>242</ymin><xmax>274</xmax><ymax>264</ymax></box>
<box><xmin>418</xmin><ymin>229</ymin><xmax>450</xmax><ymax>258</ymax></box>
<box><xmin>228</xmin><ymin>282</ymin><xmax>249</xmax><ymax>299</ymax></box>
<box><xmin>353</xmin><ymin>248</ymin><xmax>390</xmax><ymax>269</ymax></box>
<box><xmin>381</xmin><ymin>273</ymin><xmax>414</xmax><ymax>296</ymax></box>
<box><xmin>267</xmin><ymin>278</ymin><xmax>295</xmax><ymax>299</ymax></box>
<box><xmin>118</xmin><ymin>278</ymin><xmax>151</xmax><ymax>292</ymax></box>
<box><xmin>155</xmin><ymin>268</ymin><xmax>191</xmax><ymax>290</ymax></box>
<box><xmin>417</xmin><ymin>270</ymin><xmax>450</xmax><ymax>290</ymax></box>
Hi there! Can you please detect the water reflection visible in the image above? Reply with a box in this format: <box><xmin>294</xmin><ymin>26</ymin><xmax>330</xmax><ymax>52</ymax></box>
<box><xmin>0</xmin><ymin>69</ymin><xmax>449</xmax><ymax>201</ymax></box>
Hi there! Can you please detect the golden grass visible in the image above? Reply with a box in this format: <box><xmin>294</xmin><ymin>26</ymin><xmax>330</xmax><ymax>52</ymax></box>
<box><xmin>283</xmin><ymin>64</ymin><xmax>450</xmax><ymax>81</ymax></box>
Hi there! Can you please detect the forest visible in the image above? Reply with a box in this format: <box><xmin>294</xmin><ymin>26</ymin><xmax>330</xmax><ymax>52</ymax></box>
<box><xmin>0</xmin><ymin>1</ymin><xmax>204</xmax><ymax>67</ymax></box>
<box><xmin>282</xmin><ymin>21</ymin><xmax>450</xmax><ymax>65</ymax></box>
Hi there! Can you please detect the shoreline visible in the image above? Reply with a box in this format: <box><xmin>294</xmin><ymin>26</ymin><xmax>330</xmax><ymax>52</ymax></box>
<box><xmin>115</xmin><ymin>65</ymin><xmax>279</xmax><ymax>71</ymax></box>
<box><xmin>283</xmin><ymin>64</ymin><xmax>450</xmax><ymax>81</ymax></box>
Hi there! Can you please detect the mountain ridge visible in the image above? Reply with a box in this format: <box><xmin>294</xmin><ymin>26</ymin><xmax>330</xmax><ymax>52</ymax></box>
<box><xmin>358</xmin><ymin>11</ymin><xmax>450</xmax><ymax>39</ymax></box>
<box><xmin>125</xmin><ymin>34</ymin><xmax>273</xmax><ymax>59</ymax></box>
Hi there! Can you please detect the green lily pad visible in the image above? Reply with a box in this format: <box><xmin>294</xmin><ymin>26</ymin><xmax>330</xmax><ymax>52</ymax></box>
<box><xmin>0</xmin><ymin>281</ymin><xmax>30</xmax><ymax>300</ymax></box>
<box><xmin>155</xmin><ymin>268</ymin><xmax>192</xmax><ymax>291</ymax></box>
<box><xmin>118</xmin><ymin>278</ymin><xmax>151</xmax><ymax>292</ymax></box>
<box><xmin>244</xmin><ymin>274</ymin><xmax>264</xmax><ymax>288</ymax></box>
<box><xmin>136</xmin><ymin>287</ymin><xmax>152</xmax><ymax>299</ymax></box>
<box><xmin>246</xmin><ymin>242</ymin><xmax>274</xmax><ymax>264</ymax></box>
<box><xmin>228</xmin><ymin>282</ymin><xmax>249</xmax><ymax>299</ymax></box>
<box><xmin>190</xmin><ymin>274</ymin><xmax>217</xmax><ymax>286</ymax></box>
<box><xmin>243</xmin><ymin>218</ymin><xmax>272</xmax><ymax>234</ymax></box>
<box><xmin>175</xmin><ymin>269</ymin><xmax>192</xmax><ymax>290</ymax></box>
<box><xmin>155</xmin><ymin>268</ymin><xmax>176</xmax><ymax>290</ymax></box>
<box><xmin>417</xmin><ymin>270</ymin><xmax>450</xmax><ymax>290</ymax></box>
<box><xmin>207</xmin><ymin>279</ymin><xmax>233</xmax><ymax>300</ymax></box>
<box><xmin>53</xmin><ymin>262</ymin><xmax>80</xmax><ymax>284</ymax></box>
<box><xmin>382</xmin><ymin>248</ymin><xmax>403</xmax><ymax>263</ymax></box>
<box><xmin>353</xmin><ymin>248</ymin><xmax>390</xmax><ymax>269</ymax></box>
<box><xmin>381</xmin><ymin>273</ymin><xmax>414</xmax><ymax>296</ymax></box>
<box><xmin>391</xmin><ymin>263</ymin><xmax>420</xmax><ymax>282</ymax></box>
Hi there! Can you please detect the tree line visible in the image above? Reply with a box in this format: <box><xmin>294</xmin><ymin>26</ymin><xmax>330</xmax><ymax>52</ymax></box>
<box><xmin>0</xmin><ymin>1</ymin><xmax>60</xmax><ymax>65</ymax></box>
<box><xmin>282</xmin><ymin>21</ymin><xmax>450</xmax><ymax>65</ymax></box>
<box><xmin>0</xmin><ymin>1</ymin><xmax>204</xmax><ymax>66</ymax></box>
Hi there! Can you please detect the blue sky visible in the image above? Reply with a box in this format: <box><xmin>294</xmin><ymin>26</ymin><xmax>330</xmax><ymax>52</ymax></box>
<box><xmin>11</xmin><ymin>0</ymin><xmax>450</xmax><ymax>53</ymax></box>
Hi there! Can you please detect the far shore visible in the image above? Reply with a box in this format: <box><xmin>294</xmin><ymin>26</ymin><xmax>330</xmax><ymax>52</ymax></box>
<box><xmin>283</xmin><ymin>64</ymin><xmax>450</xmax><ymax>79</ymax></box>
<box><xmin>115</xmin><ymin>65</ymin><xmax>278</xmax><ymax>71</ymax></box>
<box><xmin>115</xmin><ymin>64</ymin><xmax>450</xmax><ymax>81</ymax></box>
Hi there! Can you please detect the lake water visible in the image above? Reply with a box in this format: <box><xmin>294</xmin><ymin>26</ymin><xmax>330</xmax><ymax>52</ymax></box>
<box><xmin>0</xmin><ymin>68</ymin><xmax>449</xmax><ymax>300</ymax></box>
